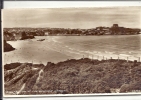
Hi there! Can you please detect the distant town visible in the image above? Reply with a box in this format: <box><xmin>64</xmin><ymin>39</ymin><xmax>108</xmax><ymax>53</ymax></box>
<box><xmin>4</xmin><ymin>24</ymin><xmax>141</xmax><ymax>41</ymax></box>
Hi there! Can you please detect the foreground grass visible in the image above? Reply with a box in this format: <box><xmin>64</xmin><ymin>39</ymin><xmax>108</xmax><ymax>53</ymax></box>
<box><xmin>4</xmin><ymin>58</ymin><xmax>141</xmax><ymax>95</ymax></box>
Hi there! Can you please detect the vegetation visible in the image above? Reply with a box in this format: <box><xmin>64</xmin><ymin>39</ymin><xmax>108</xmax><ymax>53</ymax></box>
<box><xmin>4</xmin><ymin>58</ymin><xmax>141</xmax><ymax>95</ymax></box>
<box><xmin>3</xmin><ymin>24</ymin><xmax>141</xmax><ymax>41</ymax></box>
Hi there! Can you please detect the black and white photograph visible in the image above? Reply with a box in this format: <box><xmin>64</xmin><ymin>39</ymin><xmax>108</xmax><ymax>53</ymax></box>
<box><xmin>2</xmin><ymin>6</ymin><xmax>141</xmax><ymax>96</ymax></box>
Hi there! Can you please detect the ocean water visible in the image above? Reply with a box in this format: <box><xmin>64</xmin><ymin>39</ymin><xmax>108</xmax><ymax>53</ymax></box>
<box><xmin>4</xmin><ymin>35</ymin><xmax>141</xmax><ymax>65</ymax></box>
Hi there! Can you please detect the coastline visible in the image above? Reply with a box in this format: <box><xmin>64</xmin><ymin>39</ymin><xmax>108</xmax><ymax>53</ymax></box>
<box><xmin>2</xmin><ymin>7</ymin><xmax>141</xmax><ymax>96</ymax></box>
<box><xmin>4</xmin><ymin>36</ymin><xmax>141</xmax><ymax>65</ymax></box>
<box><xmin>3</xmin><ymin>35</ymin><xmax>141</xmax><ymax>95</ymax></box>
<box><xmin>3</xmin><ymin>24</ymin><xmax>141</xmax><ymax>41</ymax></box>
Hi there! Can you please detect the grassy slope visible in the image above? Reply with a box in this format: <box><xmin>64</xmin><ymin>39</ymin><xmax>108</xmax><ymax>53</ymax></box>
<box><xmin>4</xmin><ymin>58</ymin><xmax>141</xmax><ymax>95</ymax></box>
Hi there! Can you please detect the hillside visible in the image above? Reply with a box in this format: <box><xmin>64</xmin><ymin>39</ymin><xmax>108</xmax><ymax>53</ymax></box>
<box><xmin>3</xmin><ymin>24</ymin><xmax>141</xmax><ymax>41</ymax></box>
<box><xmin>4</xmin><ymin>58</ymin><xmax>141</xmax><ymax>95</ymax></box>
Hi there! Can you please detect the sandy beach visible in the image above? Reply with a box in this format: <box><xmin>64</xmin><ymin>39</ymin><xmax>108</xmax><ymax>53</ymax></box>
<box><xmin>4</xmin><ymin>35</ymin><xmax>141</xmax><ymax>65</ymax></box>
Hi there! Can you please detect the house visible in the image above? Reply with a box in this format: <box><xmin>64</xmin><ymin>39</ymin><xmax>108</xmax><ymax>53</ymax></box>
<box><xmin>45</xmin><ymin>32</ymin><xmax>49</xmax><ymax>36</ymax></box>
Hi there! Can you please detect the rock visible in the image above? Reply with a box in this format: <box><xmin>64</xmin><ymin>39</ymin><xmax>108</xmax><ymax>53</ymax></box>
<box><xmin>4</xmin><ymin>40</ymin><xmax>15</xmax><ymax>52</ymax></box>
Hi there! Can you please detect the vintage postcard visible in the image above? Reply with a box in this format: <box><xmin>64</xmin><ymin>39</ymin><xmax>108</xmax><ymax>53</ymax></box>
<box><xmin>2</xmin><ymin>7</ymin><xmax>141</xmax><ymax>97</ymax></box>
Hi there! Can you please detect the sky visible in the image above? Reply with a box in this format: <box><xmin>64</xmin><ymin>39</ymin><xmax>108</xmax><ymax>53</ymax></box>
<box><xmin>2</xmin><ymin>7</ymin><xmax>141</xmax><ymax>29</ymax></box>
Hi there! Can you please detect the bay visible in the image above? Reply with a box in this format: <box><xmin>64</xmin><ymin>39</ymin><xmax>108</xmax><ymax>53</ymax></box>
<box><xmin>4</xmin><ymin>35</ymin><xmax>141</xmax><ymax>65</ymax></box>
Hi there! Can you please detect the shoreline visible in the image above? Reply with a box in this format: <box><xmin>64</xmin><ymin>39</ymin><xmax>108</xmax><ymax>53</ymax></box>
<box><xmin>4</xmin><ymin>36</ymin><xmax>141</xmax><ymax>65</ymax></box>
<box><xmin>4</xmin><ymin>51</ymin><xmax>141</xmax><ymax>65</ymax></box>
<box><xmin>4</xmin><ymin>34</ymin><xmax>141</xmax><ymax>42</ymax></box>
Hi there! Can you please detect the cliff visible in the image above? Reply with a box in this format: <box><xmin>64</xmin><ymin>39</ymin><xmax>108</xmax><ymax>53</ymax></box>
<box><xmin>4</xmin><ymin>58</ymin><xmax>141</xmax><ymax>95</ymax></box>
<box><xmin>4</xmin><ymin>40</ymin><xmax>15</xmax><ymax>52</ymax></box>
<box><xmin>20</xmin><ymin>32</ymin><xmax>35</xmax><ymax>40</ymax></box>
<box><xmin>3</xmin><ymin>24</ymin><xmax>141</xmax><ymax>41</ymax></box>
<box><xmin>3</xmin><ymin>30</ymin><xmax>44</xmax><ymax>41</ymax></box>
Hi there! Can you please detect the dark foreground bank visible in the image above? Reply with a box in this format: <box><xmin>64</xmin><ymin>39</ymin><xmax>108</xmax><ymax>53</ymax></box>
<box><xmin>4</xmin><ymin>58</ymin><xmax>141</xmax><ymax>95</ymax></box>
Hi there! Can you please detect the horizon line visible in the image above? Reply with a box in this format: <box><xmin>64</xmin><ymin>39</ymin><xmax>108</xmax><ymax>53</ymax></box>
<box><xmin>3</xmin><ymin>26</ymin><xmax>141</xmax><ymax>30</ymax></box>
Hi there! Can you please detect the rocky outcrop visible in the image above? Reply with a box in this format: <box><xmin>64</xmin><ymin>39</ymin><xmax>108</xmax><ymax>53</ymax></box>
<box><xmin>4</xmin><ymin>40</ymin><xmax>15</xmax><ymax>52</ymax></box>
<box><xmin>4</xmin><ymin>29</ymin><xmax>43</xmax><ymax>41</ymax></box>
<box><xmin>20</xmin><ymin>32</ymin><xmax>34</xmax><ymax>40</ymax></box>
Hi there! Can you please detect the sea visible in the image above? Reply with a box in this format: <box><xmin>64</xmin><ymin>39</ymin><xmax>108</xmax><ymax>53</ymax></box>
<box><xmin>4</xmin><ymin>34</ymin><xmax>141</xmax><ymax>65</ymax></box>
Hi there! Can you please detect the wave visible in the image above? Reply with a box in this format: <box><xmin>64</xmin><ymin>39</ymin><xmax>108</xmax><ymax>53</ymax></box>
<box><xmin>119</xmin><ymin>54</ymin><xmax>130</xmax><ymax>57</ymax></box>
<box><xmin>4</xmin><ymin>36</ymin><xmax>141</xmax><ymax>65</ymax></box>
<box><xmin>48</xmin><ymin>38</ymin><xmax>140</xmax><ymax>60</ymax></box>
